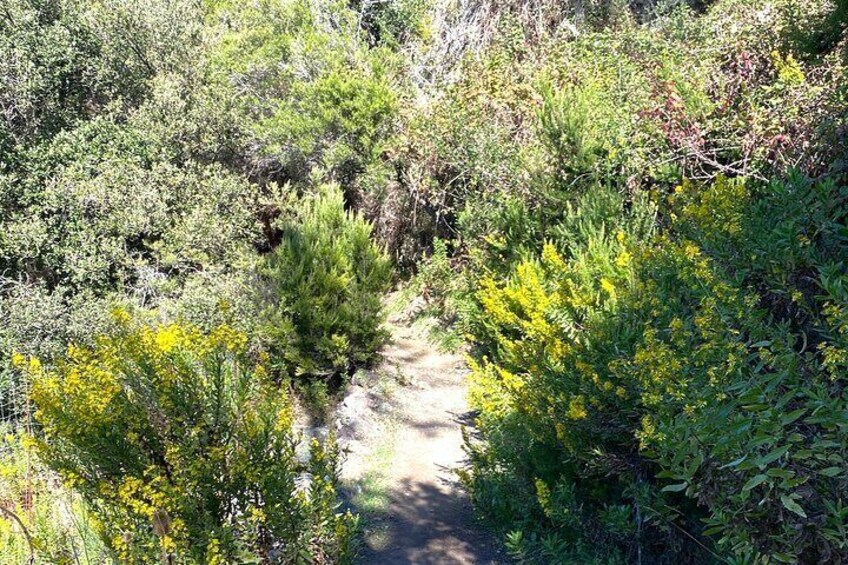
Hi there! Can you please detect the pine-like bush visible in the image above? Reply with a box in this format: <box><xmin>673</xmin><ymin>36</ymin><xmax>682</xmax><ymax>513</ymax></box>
<box><xmin>260</xmin><ymin>184</ymin><xmax>392</xmax><ymax>377</ymax></box>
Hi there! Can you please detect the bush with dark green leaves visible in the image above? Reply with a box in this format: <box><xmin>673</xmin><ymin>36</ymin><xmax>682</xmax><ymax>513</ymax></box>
<box><xmin>0</xmin><ymin>0</ymin><xmax>401</xmax><ymax>395</ymax></box>
<box><xmin>205</xmin><ymin>0</ymin><xmax>401</xmax><ymax>189</ymax></box>
<box><xmin>0</xmin><ymin>1</ymin><xmax>399</xmax><ymax>561</ymax></box>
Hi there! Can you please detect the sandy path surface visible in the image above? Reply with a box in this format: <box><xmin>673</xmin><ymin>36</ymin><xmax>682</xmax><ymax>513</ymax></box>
<box><xmin>337</xmin><ymin>318</ymin><xmax>504</xmax><ymax>565</ymax></box>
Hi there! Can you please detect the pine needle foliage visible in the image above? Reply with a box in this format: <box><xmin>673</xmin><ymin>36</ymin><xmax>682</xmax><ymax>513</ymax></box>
<box><xmin>260</xmin><ymin>185</ymin><xmax>392</xmax><ymax>378</ymax></box>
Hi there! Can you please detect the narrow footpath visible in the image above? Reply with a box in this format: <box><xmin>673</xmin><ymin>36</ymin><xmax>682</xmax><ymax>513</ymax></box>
<box><xmin>336</xmin><ymin>312</ymin><xmax>504</xmax><ymax>565</ymax></box>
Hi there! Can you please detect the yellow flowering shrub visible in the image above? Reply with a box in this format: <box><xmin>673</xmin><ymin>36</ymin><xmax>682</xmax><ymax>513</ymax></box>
<box><xmin>24</xmin><ymin>314</ymin><xmax>355</xmax><ymax>564</ymax></box>
<box><xmin>465</xmin><ymin>188</ymin><xmax>646</xmax><ymax>562</ymax></box>
<box><xmin>465</xmin><ymin>176</ymin><xmax>848</xmax><ymax>562</ymax></box>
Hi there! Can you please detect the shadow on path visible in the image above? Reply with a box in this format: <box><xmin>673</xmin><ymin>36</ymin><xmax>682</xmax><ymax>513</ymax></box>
<box><xmin>339</xmin><ymin>318</ymin><xmax>505</xmax><ymax>565</ymax></box>
<box><xmin>353</xmin><ymin>473</ymin><xmax>503</xmax><ymax>565</ymax></box>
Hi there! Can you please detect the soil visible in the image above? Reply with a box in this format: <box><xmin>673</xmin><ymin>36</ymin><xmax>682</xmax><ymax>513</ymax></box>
<box><xmin>336</xmin><ymin>311</ymin><xmax>505</xmax><ymax>565</ymax></box>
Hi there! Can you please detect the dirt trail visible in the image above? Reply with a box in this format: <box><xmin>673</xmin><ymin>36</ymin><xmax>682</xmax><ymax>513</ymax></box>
<box><xmin>336</xmin><ymin>315</ymin><xmax>504</xmax><ymax>565</ymax></box>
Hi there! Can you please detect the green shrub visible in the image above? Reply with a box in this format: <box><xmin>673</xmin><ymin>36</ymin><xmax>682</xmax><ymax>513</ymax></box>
<box><xmin>206</xmin><ymin>0</ymin><xmax>400</xmax><ymax>188</ymax></box>
<box><xmin>260</xmin><ymin>184</ymin><xmax>392</xmax><ymax>377</ymax></box>
<box><xmin>464</xmin><ymin>176</ymin><xmax>848</xmax><ymax>562</ymax></box>
<box><xmin>0</xmin><ymin>110</ymin><xmax>263</xmax><ymax>389</ymax></box>
<box><xmin>637</xmin><ymin>174</ymin><xmax>848</xmax><ymax>562</ymax></box>
<box><xmin>0</xmin><ymin>0</ymin><xmax>106</xmax><ymax>146</ymax></box>
<box><xmin>440</xmin><ymin>3</ymin><xmax>848</xmax><ymax>560</ymax></box>
<box><xmin>0</xmin><ymin>426</ymin><xmax>107</xmax><ymax>564</ymax></box>
<box><xmin>465</xmin><ymin>186</ymin><xmax>667</xmax><ymax>563</ymax></box>
<box><xmin>23</xmin><ymin>316</ymin><xmax>355</xmax><ymax>564</ymax></box>
<box><xmin>0</xmin><ymin>0</ymin><xmax>202</xmax><ymax>156</ymax></box>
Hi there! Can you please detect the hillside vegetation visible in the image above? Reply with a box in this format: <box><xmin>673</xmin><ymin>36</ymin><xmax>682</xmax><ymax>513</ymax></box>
<box><xmin>1</xmin><ymin>0</ymin><xmax>847</xmax><ymax>563</ymax></box>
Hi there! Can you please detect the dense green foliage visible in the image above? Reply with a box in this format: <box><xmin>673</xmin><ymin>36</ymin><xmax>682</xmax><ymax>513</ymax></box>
<box><xmin>260</xmin><ymin>185</ymin><xmax>392</xmax><ymax>377</ymax></box>
<box><xmin>205</xmin><ymin>0</ymin><xmax>400</xmax><ymax>188</ymax></box>
<box><xmin>0</xmin><ymin>0</ymin><xmax>401</xmax><ymax>376</ymax></box>
<box><xmin>399</xmin><ymin>0</ymin><xmax>848</xmax><ymax>562</ymax></box>
<box><xmin>0</xmin><ymin>0</ymin><xmax>393</xmax><ymax>560</ymax></box>
<box><xmin>465</xmin><ymin>176</ymin><xmax>848</xmax><ymax>562</ymax></box>
<box><xmin>2</xmin><ymin>0</ymin><xmax>848</xmax><ymax>562</ymax></box>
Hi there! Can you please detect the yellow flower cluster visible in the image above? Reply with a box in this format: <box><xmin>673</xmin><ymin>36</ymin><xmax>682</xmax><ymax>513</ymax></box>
<box><xmin>25</xmin><ymin>318</ymin><xmax>253</xmax><ymax>447</ymax></box>
<box><xmin>20</xmin><ymin>312</ymin><xmax>309</xmax><ymax>563</ymax></box>
<box><xmin>681</xmin><ymin>177</ymin><xmax>748</xmax><ymax>237</ymax></box>
<box><xmin>771</xmin><ymin>51</ymin><xmax>805</xmax><ymax>86</ymax></box>
<box><xmin>478</xmin><ymin>259</ymin><xmax>559</xmax><ymax>349</ymax></box>
<box><xmin>136</xmin><ymin>322</ymin><xmax>249</xmax><ymax>359</ymax></box>
<box><xmin>471</xmin><ymin>234</ymin><xmax>640</xmax><ymax>451</ymax></box>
